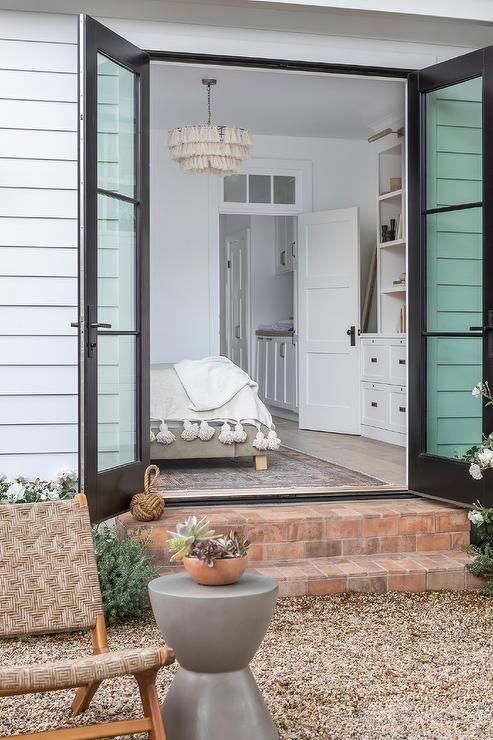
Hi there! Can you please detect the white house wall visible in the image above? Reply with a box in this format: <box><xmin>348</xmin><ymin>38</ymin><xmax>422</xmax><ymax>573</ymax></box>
<box><xmin>0</xmin><ymin>11</ymin><xmax>78</xmax><ymax>479</ymax></box>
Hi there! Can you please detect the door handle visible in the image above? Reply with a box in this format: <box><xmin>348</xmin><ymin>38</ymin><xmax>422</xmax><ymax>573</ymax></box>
<box><xmin>234</xmin><ymin>325</ymin><xmax>241</xmax><ymax>339</ymax></box>
<box><xmin>280</xmin><ymin>342</ymin><xmax>285</xmax><ymax>359</ymax></box>
<box><xmin>280</xmin><ymin>250</ymin><xmax>286</xmax><ymax>266</ymax></box>
<box><xmin>346</xmin><ymin>326</ymin><xmax>360</xmax><ymax>347</ymax></box>
<box><xmin>90</xmin><ymin>322</ymin><xmax>112</xmax><ymax>329</ymax></box>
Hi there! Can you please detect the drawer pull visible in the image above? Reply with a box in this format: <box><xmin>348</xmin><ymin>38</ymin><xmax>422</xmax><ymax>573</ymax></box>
<box><xmin>399</xmin><ymin>405</ymin><xmax>406</xmax><ymax>413</ymax></box>
<box><xmin>370</xmin><ymin>357</ymin><xmax>378</xmax><ymax>363</ymax></box>
<box><xmin>398</xmin><ymin>359</ymin><xmax>406</xmax><ymax>365</ymax></box>
<box><xmin>371</xmin><ymin>401</ymin><xmax>378</xmax><ymax>408</ymax></box>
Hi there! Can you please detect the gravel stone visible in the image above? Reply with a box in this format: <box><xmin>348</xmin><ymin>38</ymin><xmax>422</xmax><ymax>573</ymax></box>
<box><xmin>1</xmin><ymin>592</ymin><xmax>492</xmax><ymax>738</ymax></box>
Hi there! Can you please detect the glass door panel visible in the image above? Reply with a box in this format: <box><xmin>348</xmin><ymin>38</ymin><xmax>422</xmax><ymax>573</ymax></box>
<box><xmin>424</xmin><ymin>77</ymin><xmax>483</xmax><ymax>463</ymax></box>
<box><xmin>83</xmin><ymin>16</ymin><xmax>149</xmax><ymax>521</ymax></box>
<box><xmin>409</xmin><ymin>48</ymin><xmax>493</xmax><ymax>505</ymax></box>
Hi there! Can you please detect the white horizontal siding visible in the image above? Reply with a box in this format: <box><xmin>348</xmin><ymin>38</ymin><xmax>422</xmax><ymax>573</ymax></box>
<box><xmin>0</xmin><ymin>247</ymin><xmax>77</xmax><ymax>276</ymax></box>
<box><xmin>0</xmin><ymin>395</ymin><xmax>77</xmax><ymax>425</ymax></box>
<box><xmin>0</xmin><ymin>336</ymin><xmax>77</xmax><ymax>365</ymax></box>
<box><xmin>0</xmin><ymin>10</ymin><xmax>79</xmax><ymax>481</ymax></box>
<box><xmin>0</xmin><ymin>130</ymin><xmax>76</xmax><ymax>159</ymax></box>
<box><xmin>0</xmin><ymin>307</ymin><xmax>77</xmax><ymax>335</ymax></box>
<box><xmin>0</xmin><ymin>70</ymin><xmax>77</xmax><ymax>102</ymax></box>
<box><xmin>0</xmin><ymin>159</ymin><xmax>77</xmax><ymax>189</ymax></box>
<box><xmin>0</xmin><ymin>218</ymin><xmax>77</xmax><ymax>247</ymax></box>
<box><xmin>0</xmin><ymin>39</ymin><xmax>77</xmax><ymax>73</ymax></box>
<box><xmin>0</xmin><ymin>277</ymin><xmax>77</xmax><ymax>306</ymax></box>
<box><xmin>0</xmin><ymin>188</ymin><xmax>77</xmax><ymax>218</ymax></box>
<box><xmin>0</xmin><ymin>100</ymin><xmax>77</xmax><ymax>132</ymax></box>
<box><xmin>0</xmin><ymin>365</ymin><xmax>77</xmax><ymax>395</ymax></box>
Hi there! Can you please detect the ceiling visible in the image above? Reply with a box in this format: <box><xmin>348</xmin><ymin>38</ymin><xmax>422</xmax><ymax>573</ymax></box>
<box><xmin>151</xmin><ymin>63</ymin><xmax>405</xmax><ymax>140</ymax></box>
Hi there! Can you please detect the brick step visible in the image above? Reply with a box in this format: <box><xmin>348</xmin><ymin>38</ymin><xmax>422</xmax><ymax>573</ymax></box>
<box><xmin>116</xmin><ymin>499</ymin><xmax>470</xmax><ymax>565</ymax></box>
<box><xmin>160</xmin><ymin>550</ymin><xmax>482</xmax><ymax>596</ymax></box>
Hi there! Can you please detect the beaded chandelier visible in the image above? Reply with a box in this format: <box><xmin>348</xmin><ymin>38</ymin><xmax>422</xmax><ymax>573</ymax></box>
<box><xmin>168</xmin><ymin>78</ymin><xmax>251</xmax><ymax>175</ymax></box>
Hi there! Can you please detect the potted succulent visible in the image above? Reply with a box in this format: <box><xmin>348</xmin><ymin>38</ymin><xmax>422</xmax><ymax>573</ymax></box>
<box><xmin>168</xmin><ymin>515</ymin><xmax>250</xmax><ymax>586</ymax></box>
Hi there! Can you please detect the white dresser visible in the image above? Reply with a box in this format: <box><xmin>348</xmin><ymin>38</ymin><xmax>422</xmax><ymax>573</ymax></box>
<box><xmin>360</xmin><ymin>335</ymin><xmax>407</xmax><ymax>447</ymax></box>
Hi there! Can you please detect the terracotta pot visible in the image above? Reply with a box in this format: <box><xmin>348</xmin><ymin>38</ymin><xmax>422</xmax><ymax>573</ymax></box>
<box><xmin>183</xmin><ymin>555</ymin><xmax>248</xmax><ymax>586</ymax></box>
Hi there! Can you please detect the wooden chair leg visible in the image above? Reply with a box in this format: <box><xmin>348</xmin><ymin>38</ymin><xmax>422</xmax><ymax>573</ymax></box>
<box><xmin>71</xmin><ymin>681</ymin><xmax>101</xmax><ymax>716</ymax></box>
<box><xmin>136</xmin><ymin>669</ymin><xmax>166</xmax><ymax>740</ymax></box>
<box><xmin>254</xmin><ymin>454</ymin><xmax>268</xmax><ymax>471</ymax></box>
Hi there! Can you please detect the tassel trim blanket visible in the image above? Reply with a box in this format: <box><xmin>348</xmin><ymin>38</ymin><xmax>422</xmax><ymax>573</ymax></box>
<box><xmin>150</xmin><ymin>359</ymin><xmax>281</xmax><ymax>451</ymax></box>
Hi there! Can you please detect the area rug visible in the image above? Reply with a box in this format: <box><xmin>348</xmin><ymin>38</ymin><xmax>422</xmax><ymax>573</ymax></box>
<box><xmin>153</xmin><ymin>447</ymin><xmax>384</xmax><ymax>492</ymax></box>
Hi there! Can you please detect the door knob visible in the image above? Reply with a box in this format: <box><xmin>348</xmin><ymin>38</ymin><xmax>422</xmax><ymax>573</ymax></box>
<box><xmin>346</xmin><ymin>326</ymin><xmax>360</xmax><ymax>347</ymax></box>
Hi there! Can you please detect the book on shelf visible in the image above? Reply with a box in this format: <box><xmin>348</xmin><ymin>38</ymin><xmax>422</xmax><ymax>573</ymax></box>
<box><xmin>396</xmin><ymin>213</ymin><xmax>404</xmax><ymax>241</ymax></box>
<box><xmin>399</xmin><ymin>305</ymin><xmax>407</xmax><ymax>334</ymax></box>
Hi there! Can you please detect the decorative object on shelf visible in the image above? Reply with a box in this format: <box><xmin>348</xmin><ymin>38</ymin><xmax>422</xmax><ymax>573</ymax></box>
<box><xmin>168</xmin><ymin>516</ymin><xmax>250</xmax><ymax>586</ymax></box>
<box><xmin>396</xmin><ymin>213</ymin><xmax>404</xmax><ymax>240</ymax></box>
<box><xmin>168</xmin><ymin>79</ymin><xmax>251</xmax><ymax>175</ymax></box>
<box><xmin>399</xmin><ymin>305</ymin><xmax>407</xmax><ymax>334</ymax></box>
<box><xmin>130</xmin><ymin>464</ymin><xmax>165</xmax><ymax>522</ymax></box>
<box><xmin>389</xmin><ymin>177</ymin><xmax>402</xmax><ymax>191</ymax></box>
<box><xmin>361</xmin><ymin>246</ymin><xmax>377</xmax><ymax>333</ymax></box>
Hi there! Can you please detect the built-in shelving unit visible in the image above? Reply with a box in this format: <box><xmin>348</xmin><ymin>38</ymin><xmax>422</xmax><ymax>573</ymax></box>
<box><xmin>359</xmin><ymin>137</ymin><xmax>407</xmax><ymax>447</ymax></box>
<box><xmin>377</xmin><ymin>142</ymin><xmax>406</xmax><ymax>336</ymax></box>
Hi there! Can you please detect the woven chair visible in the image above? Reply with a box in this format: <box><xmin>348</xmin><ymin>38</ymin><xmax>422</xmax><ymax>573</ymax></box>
<box><xmin>0</xmin><ymin>493</ymin><xmax>174</xmax><ymax>740</ymax></box>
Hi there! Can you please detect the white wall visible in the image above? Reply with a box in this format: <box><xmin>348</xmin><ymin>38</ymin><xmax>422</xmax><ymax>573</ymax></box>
<box><xmin>0</xmin><ymin>11</ymin><xmax>79</xmax><ymax>479</ymax></box>
<box><xmin>150</xmin><ymin>126</ymin><xmax>376</xmax><ymax>364</ymax></box>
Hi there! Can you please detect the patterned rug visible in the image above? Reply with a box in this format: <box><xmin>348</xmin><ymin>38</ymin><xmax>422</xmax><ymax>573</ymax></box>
<box><xmin>154</xmin><ymin>447</ymin><xmax>384</xmax><ymax>492</ymax></box>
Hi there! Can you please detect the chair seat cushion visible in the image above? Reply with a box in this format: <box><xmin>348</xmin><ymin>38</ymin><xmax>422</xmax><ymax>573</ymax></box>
<box><xmin>0</xmin><ymin>646</ymin><xmax>173</xmax><ymax>694</ymax></box>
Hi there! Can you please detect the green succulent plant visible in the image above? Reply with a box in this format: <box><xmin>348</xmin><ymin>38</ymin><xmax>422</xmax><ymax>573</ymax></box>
<box><xmin>167</xmin><ymin>515</ymin><xmax>216</xmax><ymax>561</ymax></box>
<box><xmin>218</xmin><ymin>530</ymin><xmax>250</xmax><ymax>558</ymax></box>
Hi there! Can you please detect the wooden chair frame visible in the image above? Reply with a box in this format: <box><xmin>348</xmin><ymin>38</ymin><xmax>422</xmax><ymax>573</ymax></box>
<box><xmin>1</xmin><ymin>494</ymin><xmax>174</xmax><ymax>740</ymax></box>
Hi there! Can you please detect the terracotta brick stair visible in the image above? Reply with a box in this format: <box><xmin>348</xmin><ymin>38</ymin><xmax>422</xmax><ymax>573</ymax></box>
<box><xmin>116</xmin><ymin>498</ymin><xmax>481</xmax><ymax>596</ymax></box>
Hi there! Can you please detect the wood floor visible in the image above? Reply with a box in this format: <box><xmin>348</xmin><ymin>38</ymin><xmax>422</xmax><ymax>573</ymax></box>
<box><xmin>273</xmin><ymin>417</ymin><xmax>407</xmax><ymax>487</ymax></box>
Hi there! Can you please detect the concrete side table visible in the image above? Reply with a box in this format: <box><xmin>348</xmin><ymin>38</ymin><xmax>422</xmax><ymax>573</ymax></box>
<box><xmin>149</xmin><ymin>572</ymin><xmax>279</xmax><ymax>740</ymax></box>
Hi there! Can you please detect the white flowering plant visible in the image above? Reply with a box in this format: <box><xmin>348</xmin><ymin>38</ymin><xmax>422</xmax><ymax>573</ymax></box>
<box><xmin>466</xmin><ymin>501</ymin><xmax>493</xmax><ymax>594</ymax></box>
<box><xmin>464</xmin><ymin>382</ymin><xmax>493</xmax><ymax>480</ymax></box>
<box><xmin>0</xmin><ymin>469</ymin><xmax>77</xmax><ymax>505</ymax></box>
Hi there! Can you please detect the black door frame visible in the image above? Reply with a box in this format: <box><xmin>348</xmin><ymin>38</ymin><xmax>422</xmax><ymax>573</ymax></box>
<box><xmin>81</xmin><ymin>17</ymin><xmax>150</xmax><ymax>520</ymax></box>
<box><xmin>143</xmin><ymin>50</ymin><xmax>415</xmax><ymax>506</ymax></box>
<box><xmin>408</xmin><ymin>48</ymin><xmax>493</xmax><ymax>507</ymax></box>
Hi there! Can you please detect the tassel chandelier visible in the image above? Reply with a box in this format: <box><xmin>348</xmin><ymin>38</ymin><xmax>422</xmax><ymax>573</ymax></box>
<box><xmin>168</xmin><ymin>78</ymin><xmax>251</xmax><ymax>175</ymax></box>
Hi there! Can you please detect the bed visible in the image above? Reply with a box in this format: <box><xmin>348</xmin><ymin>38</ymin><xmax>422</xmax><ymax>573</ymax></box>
<box><xmin>150</xmin><ymin>357</ymin><xmax>281</xmax><ymax>470</ymax></box>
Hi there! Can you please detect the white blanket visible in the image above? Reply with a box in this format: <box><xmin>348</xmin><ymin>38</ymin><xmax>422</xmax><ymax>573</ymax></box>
<box><xmin>151</xmin><ymin>363</ymin><xmax>272</xmax><ymax>429</ymax></box>
<box><xmin>174</xmin><ymin>356</ymin><xmax>257</xmax><ymax>412</ymax></box>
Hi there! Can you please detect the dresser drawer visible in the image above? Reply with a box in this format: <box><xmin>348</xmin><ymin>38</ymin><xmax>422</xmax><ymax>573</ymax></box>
<box><xmin>361</xmin><ymin>342</ymin><xmax>388</xmax><ymax>381</ymax></box>
<box><xmin>389</xmin><ymin>345</ymin><xmax>407</xmax><ymax>383</ymax></box>
<box><xmin>389</xmin><ymin>387</ymin><xmax>407</xmax><ymax>432</ymax></box>
<box><xmin>361</xmin><ymin>383</ymin><xmax>388</xmax><ymax>427</ymax></box>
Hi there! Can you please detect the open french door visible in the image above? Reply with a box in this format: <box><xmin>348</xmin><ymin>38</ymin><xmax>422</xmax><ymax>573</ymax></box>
<box><xmin>409</xmin><ymin>48</ymin><xmax>493</xmax><ymax>506</ymax></box>
<box><xmin>79</xmin><ymin>17</ymin><xmax>149</xmax><ymax>520</ymax></box>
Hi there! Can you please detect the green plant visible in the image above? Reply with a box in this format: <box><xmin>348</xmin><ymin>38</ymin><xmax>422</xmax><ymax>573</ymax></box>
<box><xmin>218</xmin><ymin>530</ymin><xmax>250</xmax><ymax>558</ymax></box>
<box><xmin>167</xmin><ymin>516</ymin><xmax>216</xmax><ymax>561</ymax></box>
<box><xmin>190</xmin><ymin>539</ymin><xmax>224</xmax><ymax>566</ymax></box>
<box><xmin>93</xmin><ymin>526</ymin><xmax>158</xmax><ymax>624</ymax></box>
<box><xmin>0</xmin><ymin>469</ymin><xmax>77</xmax><ymax>504</ymax></box>
<box><xmin>467</xmin><ymin>502</ymin><xmax>493</xmax><ymax>595</ymax></box>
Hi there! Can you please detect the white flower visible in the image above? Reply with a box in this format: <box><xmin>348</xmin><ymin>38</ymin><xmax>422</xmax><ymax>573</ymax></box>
<box><xmin>46</xmin><ymin>488</ymin><xmax>60</xmax><ymax>501</ymax></box>
<box><xmin>468</xmin><ymin>509</ymin><xmax>485</xmax><ymax>525</ymax></box>
<box><xmin>0</xmin><ymin>473</ymin><xmax>6</xmax><ymax>483</ymax></box>
<box><xmin>469</xmin><ymin>463</ymin><xmax>483</xmax><ymax>480</ymax></box>
<box><xmin>472</xmin><ymin>383</ymin><xmax>483</xmax><ymax>396</ymax></box>
<box><xmin>53</xmin><ymin>469</ymin><xmax>76</xmax><ymax>486</ymax></box>
<box><xmin>6</xmin><ymin>482</ymin><xmax>26</xmax><ymax>503</ymax></box>
<box><xmin>478</xmin><ymin>449</ymin><xmax>493</xmax><ymax>467</ymax></box>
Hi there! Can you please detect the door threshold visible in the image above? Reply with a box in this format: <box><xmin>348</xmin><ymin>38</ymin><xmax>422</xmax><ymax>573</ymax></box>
<box><xmin>162</xmin><ymin>484</ymin><xmax>410</xmax><ymax>506</ymax></box>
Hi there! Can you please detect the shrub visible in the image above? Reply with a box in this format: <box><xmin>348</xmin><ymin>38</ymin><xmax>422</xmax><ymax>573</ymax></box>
<box><xmin>93</xmin><ymin>526</ymin><xmax>158</xmax><ymax>624</ymax></box>
<box><xmin>467</xmin><ymin>503</ymin><xmax>493</xmax><ymax>595</ymax></box>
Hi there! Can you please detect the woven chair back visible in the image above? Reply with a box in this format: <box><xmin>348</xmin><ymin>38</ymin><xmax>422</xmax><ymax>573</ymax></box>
<box><xmin>0</xmin><ymin>499</ymin><xmax>103</xmax><ymax>638</ymax></box>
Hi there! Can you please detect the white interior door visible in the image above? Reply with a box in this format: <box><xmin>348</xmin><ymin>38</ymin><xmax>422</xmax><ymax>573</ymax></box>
<box><xmin>226</xmin><ymin>228</ymin><xmax>250</xmax><ymax>372</ymax></box>
<box><xmin>298</xmin><ymin>207</ymin><xmax>361</xmax><ymax>434</ymax></box>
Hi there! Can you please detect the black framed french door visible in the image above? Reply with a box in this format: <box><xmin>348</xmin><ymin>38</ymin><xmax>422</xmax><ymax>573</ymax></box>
<box><xmin>80</xmin><ymin>16</ymin><xmax>149</xmax><ymax>520</ymax></box>
<box><xmin>409</xmin><ymin>48</ymin><xmax>493</xmax><ymax>506</ymax></box>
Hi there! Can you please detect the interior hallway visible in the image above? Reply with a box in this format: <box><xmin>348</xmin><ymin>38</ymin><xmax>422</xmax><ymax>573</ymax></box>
<box><xmin>274</xmin><ymin>417</ymin><xmax>406</xmax><ymax>487</ymax></box>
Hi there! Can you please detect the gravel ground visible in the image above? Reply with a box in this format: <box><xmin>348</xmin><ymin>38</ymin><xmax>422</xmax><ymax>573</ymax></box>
<box><xmin>1</xmin><ymin>592</ymin><xmax>493</xmax><ymax>739</ymax></box>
